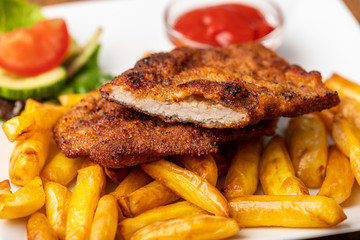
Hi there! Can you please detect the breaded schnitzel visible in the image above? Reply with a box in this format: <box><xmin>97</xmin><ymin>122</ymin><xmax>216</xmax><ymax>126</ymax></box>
<box><xmin>101</xmin><ymin>42</ymin><xmax>339</xmax><ymax>128</ymax></box>
<box><xmin>53</xmin><ymin>91</ymin><xmax>276</xmax><ymax>168</ymax></box>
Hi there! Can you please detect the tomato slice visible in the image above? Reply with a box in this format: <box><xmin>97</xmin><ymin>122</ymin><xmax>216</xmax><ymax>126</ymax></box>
<box><xmin>0</xmin><ymin>19</ymin><xmax>70</xmax><ymax>76</ymax></box>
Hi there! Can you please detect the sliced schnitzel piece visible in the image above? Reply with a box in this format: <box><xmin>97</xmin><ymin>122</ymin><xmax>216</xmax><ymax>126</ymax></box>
<box><xmin>53</xmin><ymin>91</ymin><xmax>277</xmax><ymax>168</ymax></box>
<box><xmin>101</xmin><ymin>42</ymin><xmax>339</xmax><ymax>128</ymax></box>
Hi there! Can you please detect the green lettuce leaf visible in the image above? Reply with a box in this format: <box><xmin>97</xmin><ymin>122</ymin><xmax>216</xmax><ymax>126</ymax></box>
<box><xmin>60</xmin><ymin>45</ymin><xmax>113</xmax><ymax>95</ymax></box>
<box><xmin>0</xmin><ymin>0</ymin><xmax>44</xmax><ymax>33</ymax></box>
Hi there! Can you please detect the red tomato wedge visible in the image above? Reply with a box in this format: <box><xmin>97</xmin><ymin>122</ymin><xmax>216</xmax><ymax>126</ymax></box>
<box><xmin>0</xmin><ymin>19</ymin><xmax>70</xmax><ymax>76</ymax></box>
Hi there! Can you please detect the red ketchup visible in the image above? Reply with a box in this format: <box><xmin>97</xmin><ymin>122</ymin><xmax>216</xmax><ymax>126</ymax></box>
<box><xmin>173</xmin><ymin>3</ymin><xmax>274</xmax><ymax>46</ymax></box>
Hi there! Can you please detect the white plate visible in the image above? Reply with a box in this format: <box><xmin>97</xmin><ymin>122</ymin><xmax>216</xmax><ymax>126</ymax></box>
<box><xmin>1</xmin><ymin>0</ymin><xmax>360</xmax><ymax>239</ymax></box>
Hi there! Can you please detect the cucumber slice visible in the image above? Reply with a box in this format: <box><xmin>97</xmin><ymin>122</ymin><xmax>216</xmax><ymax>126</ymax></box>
<box><xmin>0</xmin><ymin>66</ymin><xmax>66</xmax><ymax>100</ymax></box>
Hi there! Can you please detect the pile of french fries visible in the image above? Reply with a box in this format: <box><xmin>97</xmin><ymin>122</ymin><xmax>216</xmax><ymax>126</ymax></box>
<box><xmin>1</xmin><ymin>73</ymin><xmax>360</xmax><ymax>239</ymax></box>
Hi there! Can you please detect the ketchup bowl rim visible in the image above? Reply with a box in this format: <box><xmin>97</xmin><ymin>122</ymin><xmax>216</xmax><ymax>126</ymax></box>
<box><xmin>164</xmin><ymin>0</ymin><xmax>284</xmax><ymax>50</ymax></box>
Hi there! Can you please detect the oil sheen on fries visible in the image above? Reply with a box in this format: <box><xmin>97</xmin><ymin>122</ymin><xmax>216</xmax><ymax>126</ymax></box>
<box><xmin>45</xmin><ymin>182</ymin><xmax>72</xmax><ymax>240</ymax></box>
<box><xmin>119</xmin><ymin>180</ymin><xmax>179</xmax><ymax>217</ymax></box>
<box><xmin>318</xmin><ymin>146</ymin><xmax>354</xmax><ymax>204</ymax></box>
<box><xmin>0</xmin><ymin>176</ymin><xmax>45</xmax><ymax>219</ymax></box>
<box><xmin>27</xmin><ymin>212</ymin><xmax>58</xmax><ymax>240</ymax></box>
<box><xmin>118</xmin><ymin>201</ymin><xmax>207</xmax><ymax>240</ymax></box>
<box><xmin>130</xmin><ymin>214</ymin><xmax>240</xmax><ymax>240</ymax></box>
<box><xmin>111</xmin><ymin>166</ymin><xmax>152</xmax><ymax>202</ymax></box>
<box><xmin>89</xmin><ymin>195</ymin><xmax>118</xmax><ymax>240</ymax></box>
<box><xmin>9</xmin><ymin>131</ymin><xmax>52</xmax><ymax>186</ymax></box>
<box><xmin>222</xmin><ymin>137</ymin><xmax>263</xmax><ymax>199</ymax></box>
<box><xmin>65</xmin><ymin>165</ymin><xmax>105</xmax><ymax>240</ymax></box>
<box><xmin>141</xmin><ymin>159</ymin><xmax>229</xmax><ymax>217</ymax></box>
<box><xmin>174</xmin><ymin>154</ymin><xmax>218</xmax><ymax>186</ymax></box>
<box><xmin>287</xmin><ymin>113</ymin><xmax>328</xmax><ymax>188</ymax></box>
<box><xmin>229</xmin><ymin>195</ymin><xmax>346</xmax><ymax>227</ymax></box>
<box><xmin>41</xmin><ymin>152</ymin><xmax>84</xmax><ymax>186</ymax></box>
<box><xmin>260</xmin><ymin>135</ymin><xmax>309</xmax><ymax>195</ymax></box>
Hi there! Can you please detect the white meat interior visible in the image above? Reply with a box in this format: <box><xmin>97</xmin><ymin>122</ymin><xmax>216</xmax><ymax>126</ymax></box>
<box><xmin>108</xmin><ymin>87</ymin><xmax>248</xmax><ymax>127</ymax></box>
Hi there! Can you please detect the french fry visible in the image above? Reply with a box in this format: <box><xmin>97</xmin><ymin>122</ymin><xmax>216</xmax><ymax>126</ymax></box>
<box><xmin>211</xmin><ymin>152</ymin><xmax>229</xmax><ymax>177</ymax></box>
<box><xmin>130</xmin><ymin>214</ymin><xmax>240</xmax><ymax>240</ymax></box>
<box><xmin>9</xmin><ymin>131</ymin><xmax>52</xmax><ymax>186</ymax></box>
<box><xmin>24</xmin><ymin>99</ymin><xmax>59</xmax><ymax>113</ymax></box>
<box><xmin>89</xmin><ymin>195</ymin><xmax>118</xmax><ymax>240</ymax></box>
<box><xmin>30</xmin><ymin>106</ymin><xmax>65</xmax><ymax>129</ymax></box>
<box><xmin>317</xmin><ymin>146</ymin><xmax>354</xmax><ymax>204</ymax></box>
<box><xmin>141</xmin><ymin>159</ymin><xmax>229</xmax><ymax>217</ymax></box>
<box><xmin>104</xmin><ymin>167</ymin><xmax>128</xmax><ymax>184</ymax></box>
<box><xmin>338</xmin><ymin>97</ymin><xmax>360</xmax><ymax>130</ymax></box>
<box><xmin>332</xmin><ymin>116</ymin><xmax>358</xmax><ymax>157</ymax></box>
<box><xmin>41</xmin><ymin>151</ymin><xmax>84</xmax><ymax>186</ymax></box>
<box><xmin>174</xmin><ymin>154</ymin><xmax>218</xmax><ymax>186</ymax></box>
<box><xmin>332</xmin><ymin>116</ymin><xmax>360</xmax><ymax>185</ymax></box>
<box><xmin>229</xmin><ymin>195</ymin><xmax>346</xmax><ymax>227</ymax></box>
<box><xmin>24</xmin><ymin>99</ymin><xmax>45</xmax><ymax>112</ymax></box>
<box><xmin>111</xmin><ymin>167</ymin><xmax>152</xmax><ymax>203</ymax></box>
<box><xmin>117</xmin><ymin>201</ymin><xmax>207</xmax><ymax>240</ymax></box>
<box><xmin>27</xmin><ymin>212</ymin><xmax>58</xmax><ymax>240</ymax></box>
<box><xmin>2</xmin><ymin>106</ymin><xmax>65</xmax><ymax>142</ymax></box>
<box><xmin>58</xmin><ymin>94</ymin><xmax>86</xmax><ymax>108</ymax></box>
<box><xmin>332</xmin><ymin>115</ymin><xmax>360</xmax><ymax>158</ymax></box>
<box><xmin>80</xmin><ymin>158</ymin><xmax>98</xmax><ymax>168</ymax></box>
<box><xmin>325</xmin><ymin>73</ymin><xmax>360</xmax><ymax>102</ymax></box>
<box><xmin>65</xmin><ymin>165</ymin><xmax>106</xmax><ymax>240</ymax></box>
<box><xmin>260</xmin><ymin>135</ymin><xmax>309</xmax><ymax>195</ymax></box>
<box><xmin>222</xmin><ymin>137</ymin><xmax>263</xmax><ymax>199</ymax></box>
<box><xmin>350</xmin><ymin>147</ymin><xmax>360</xmax><ymax>187</ymax></box>
<box><xmin>1</xmin><ymin>115</ymin><xmax>36</xmax><ymax>142</ymax></box>
<box><xmin>118</xmin><ymin>206</ymin><xmax>126</xmax><ymax>223</ymax></box>
<box><xmin>119</xmin><ymin>180</ymin><xmax>179</xmax><ymax>217</ymax></box>
<box><xmin>118</xmin><ymin>155</ymin><xmax>219</xmax><ymax>217</ymax></box>
<box><xmin>45</xmin><ymin>182</ymin><xmax>72</xmax><ymax>240</ymax></box>
<box><xmin>287</xmin><ymin>114</ymin><xmax>328</xmax><ymax>188</ymax></box>
<box><xmin>2</xmin><ymin>98</ymin><xmax>50</xmax><ymax>142</ymax></box>
<box><xmin>0</xmin><ymin>176</ymin><xmax>45</xmax><ymax>219</ymax></box>
<box><xmin>122</xmin><ymin>154</ymin><xmax>219</xmax><ymax>217</ymax></box>
<box><xmin>0</xmin><ymin>180</ymin><xmax>11</xmax><ymax>196</ymax></box>
<box><xmin>314</xmin><ymin>109</ymin><xmax>336</xmax><ymax>133</ymax></box>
